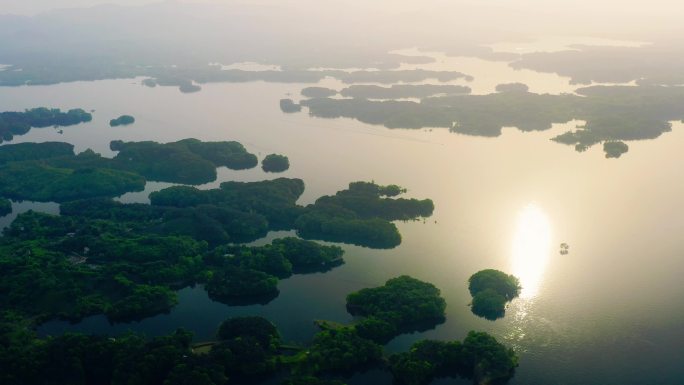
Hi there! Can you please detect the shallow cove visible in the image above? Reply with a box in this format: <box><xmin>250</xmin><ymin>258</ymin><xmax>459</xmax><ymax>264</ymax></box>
<box><xmin>1</xmin><ymin>63</ymin><xmax>683</xmax><ymax>384</ymax></box>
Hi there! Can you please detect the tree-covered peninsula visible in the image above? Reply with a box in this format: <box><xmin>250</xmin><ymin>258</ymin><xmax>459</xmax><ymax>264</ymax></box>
<box><xmin>0</xmin><ymin>139</ymin><xmax>259</xmax><ymax>202</ymax></box>
<box><xmin>150</xmin><ymin>180</ymin><xmax>434</xmax><ymax>249</ymax></box>
<box><xmin>0</xmin><ymin>107</ymin><xmax>92</xmax><ymax>143</ymax></box>
<box><xmin>468</xmin><ymin>269</ymin><xmax>521</xmax><ymax>320</ymax></box>
<box><xmin>295</xmin><ymin>181</ymin><xmax>434</xmax><ymax>248</ymax></box>
<box><xmin>110</xmin><ymin>138</ymin><xmax>258</xmax><ymax>184</ymax></box>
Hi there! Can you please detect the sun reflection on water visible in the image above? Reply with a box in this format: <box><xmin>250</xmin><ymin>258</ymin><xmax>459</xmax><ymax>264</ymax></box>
<box><xmin>511</xmin><ymin>204</ymin><xmax>552</xmax><ymax>299</ymax></box>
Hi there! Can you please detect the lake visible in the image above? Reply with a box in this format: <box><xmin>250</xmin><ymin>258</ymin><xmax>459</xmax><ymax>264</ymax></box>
<box><xmin>2</xmin><ymin>52</ymin><xmax>683</xmax><ymax>384</ymax></box>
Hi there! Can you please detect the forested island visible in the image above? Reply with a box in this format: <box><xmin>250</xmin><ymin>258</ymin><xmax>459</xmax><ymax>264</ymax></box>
<box><xmin>468</xmin><ymin>270</ymin><xmax>521</xmax><ymax>320</ymax></box>
<box><xmin>109</xmin><ymin>115</ymin><xmax>135</xmax><ymax>127</ymax></box>
<box><xmin>298</xmin><ymin>84</ymin><xmax>684</xmax><ymax>157</ymax></box>
<box><xmin>280</xmin><ymin>99</ymin><xmax>302</xmax><ymax>113</ymax></box>
<box><xmin>110</xmin><ymin>138</ymin><xmax>259</xmax><ymax>184</ymax></box>
<box><xmin>302</xmin><ymin>87</ymin><xmax>338</xmax><ymax>98</ymax></box>
<box><xmin>346</xmin><ymin>275</ymin><xmax>446</xmax><ymax>343</ymax></box>
<box><xmin>339</xmin><ymin>84</ymin><xmax>472</xmax><ymax>99</ymax></box>
<box><xmin>143</xmin><ymin>77</ymin><xmax>202</xmax><ymax>93</ymax></box>
<box><xmin>0</xmin><ymin>108</ymin><xmax>92</xmax><ymax>143</ymax></box>
<box><xmin>261</xmin><ymin>154</ymin><xmax>290</xmax><ymax>172</ymax></box>
<box><xmin>603</xmin><ymin>141</ymin><xmax>629</xmax><ymax>158</ymax></box>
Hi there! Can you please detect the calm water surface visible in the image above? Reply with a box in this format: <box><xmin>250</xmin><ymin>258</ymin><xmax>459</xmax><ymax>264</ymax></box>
<box><xmin>1</xmin><ymin>60</ymin><xmax>683</xmax><ymax>384</ymax></box>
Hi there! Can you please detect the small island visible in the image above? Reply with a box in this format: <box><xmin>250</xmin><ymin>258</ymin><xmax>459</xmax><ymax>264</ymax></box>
<box><xmin>261</xmin><ymin>153</ymin><xmax>290</xmax><ymax>172</ymax></box>
<box><xmin>280</xmin><ymin>98</ymin><xmax>302</xmax><ymax>113</ymax></box>
<box><xmin>560</xmin><ymin>242</ymin><xmax>570</xmax><ymax>255</ymax></box>
<box><xmin>495</xmin><ymin>83</ymin><xmax>530</xmax><ymax>93</ymax></box>
<box><xmin>603</xmin><ymin>141</ymin><xmax>629</xmax><ymax>158</ymax></box>
<box><xmin>468</xmin><ymin>269</ymin><xmax>521</xmax><ymax>320</ymax></box>
<box><xmin>109</xmin><ymin>114</ymin><xmax>135</xmax><ymax>127</ymax></box>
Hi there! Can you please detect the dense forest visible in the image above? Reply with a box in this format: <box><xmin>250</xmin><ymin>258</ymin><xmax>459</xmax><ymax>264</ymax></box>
<box><xmin>0</xmin><ymin>115</ymin><xmax>513</xmax><ymax>384</ymax></box>
<box><xmin>0</xmin><ymin>138</ymin><xmax>434</xmax><ymax>325</ymax></box>
<box><xmin>0</xmin><ymin>282</ymin><xmax>518</xmax><ymax>385</ymax></box>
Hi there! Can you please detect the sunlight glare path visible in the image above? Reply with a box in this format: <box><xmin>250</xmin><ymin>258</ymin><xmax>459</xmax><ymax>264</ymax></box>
<box><xmin>511</xmin><ymin>204</ymin><xmax>552</xmax><ymax>298</ymax></box>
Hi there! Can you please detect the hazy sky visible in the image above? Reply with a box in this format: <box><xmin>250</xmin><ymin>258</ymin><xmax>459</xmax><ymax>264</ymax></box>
<box><xmin>1</xmin><ymin>0</ymin><xmax>682</xmax><ymax>39</ymax></box>
<box><xmin>0</xmin><ymin>0</ymin><xmax>175</xmax><ymax>15</ymax></box>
